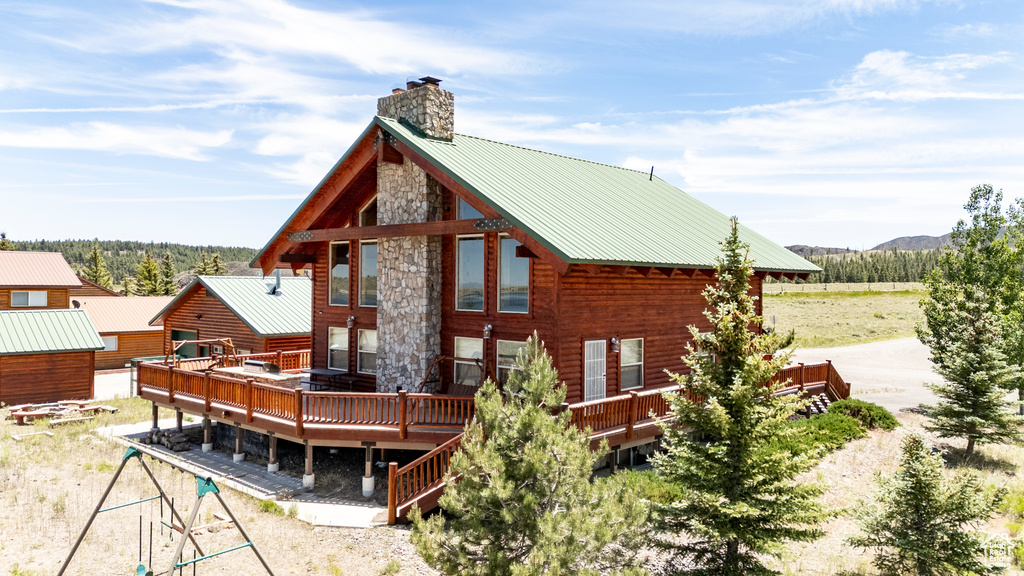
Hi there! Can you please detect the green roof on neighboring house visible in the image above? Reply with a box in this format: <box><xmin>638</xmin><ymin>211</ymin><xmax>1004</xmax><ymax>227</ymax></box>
<box><xmin>376</xmin><ymin>116</ymin><xmax>817</xmax><ymax>273</ymax></box>
<box><xmin>0</xmin><ymin>309</ymin><xmax>104</xmax><ymax>356</ymax></box>
<box><xmin>150</xmin><ymin>276</ymin><xmax>312</xmax><ymax>338</ymax></box>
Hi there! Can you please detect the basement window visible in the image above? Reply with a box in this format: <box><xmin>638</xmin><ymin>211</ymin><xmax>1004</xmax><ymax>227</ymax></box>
<box><xmin>620</xmin><ymin>338</ymin><xmax>643</xmax><ymax>390</ymax></box>
<box><xmin>11</xmin><ymin>290</ymin><xmax>47</xmax><ymax>307</ymax></box>
<box><xmin>329</xmin><ymin>242</ymin><xmax>350</xmax><ymax>306</ymax></box>
<box><xmin>454</xmin><ymin>337</ymin><xmax>483</xmax><ymax>388</ymax></box>
<box><xmin>456</xmin><ymin>235</ymin><xmax>484</xmax><ymax>311</ymax></box>
<box><xmin>328</xmin><ymin>327</ymin><xmax>348</xmax><ymax>371</ymax></box>
<box><xmin>358</xmin><ymin>329</ymin><xmax>377</xmax><ymax>375</ymax></box>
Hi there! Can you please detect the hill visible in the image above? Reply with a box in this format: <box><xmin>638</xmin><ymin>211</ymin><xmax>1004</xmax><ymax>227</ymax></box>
<box><xmin>785</xmin><ymin>245</ymin><xmax>856</xmax><ymax>257</ymax></box>
<box><xmin>5</xmin><ymin>239</ymin><xmax>259</xmax><ymax>285</ymax></box>
<box><xmin>870</xmin><ymin>234</ymin><xmax>951</xmax><ymax>251</ymax></box>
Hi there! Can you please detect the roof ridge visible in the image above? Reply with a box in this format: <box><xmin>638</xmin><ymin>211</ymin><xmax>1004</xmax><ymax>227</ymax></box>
<box><xmin>451</xmin><ymin>132</ymin><xmax>649</xmax><ymax>175</ymax></box>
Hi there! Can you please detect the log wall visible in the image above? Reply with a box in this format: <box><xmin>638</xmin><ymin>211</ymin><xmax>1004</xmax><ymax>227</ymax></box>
<box><xmin>0</xmin><ymin>351</ymin><xmax>95</xmax><ymax>404</ymax></box>
<box><xmin>95</xmin><ymin>331</ymin><xmax>164</xmax><ymax>370</ymax></box>
<box><xmin>0</xmin><ymin>287</ymin><xmax>70</xmax><ymax>310</ymax></box>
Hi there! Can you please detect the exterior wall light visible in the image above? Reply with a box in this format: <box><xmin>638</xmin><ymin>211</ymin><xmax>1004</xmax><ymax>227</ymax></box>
<box><xmin>483</xmin><ymin>324</ymin><xmax>493</xmax><ymax>339</ymax></box>
<box><xmin>347</xmin><ymin>316</ymin><xmax>355</xmax><ymax>328</ymax></box>
<box><xmin>610</xmin><ymin>337</ymin><xmax>620</xmax><ymax>353</ymax></box>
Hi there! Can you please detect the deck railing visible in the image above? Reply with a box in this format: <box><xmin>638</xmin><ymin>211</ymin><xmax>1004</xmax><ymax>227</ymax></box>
<box><xmin>164</xmin><ymin>350</ymin><xmax>312</xmax><ymax>374</ymax></box>
<box><xmin>387</xmin><ymin>432</ymin><xmax>464</xmax><ymax>525</ymax></box>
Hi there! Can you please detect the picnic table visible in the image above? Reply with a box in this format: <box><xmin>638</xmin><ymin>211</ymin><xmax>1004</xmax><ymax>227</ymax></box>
<box><xmin>301</xmin><ymin>368</ymin><xmax>358</xmax><ymax>392</ymax></box>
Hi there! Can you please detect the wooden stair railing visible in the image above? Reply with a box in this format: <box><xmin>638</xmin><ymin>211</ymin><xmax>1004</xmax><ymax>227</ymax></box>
<box><xmin>388</xmin><ymin>432</ymin><xmax>464</xmax><ymax>524</ymax></box>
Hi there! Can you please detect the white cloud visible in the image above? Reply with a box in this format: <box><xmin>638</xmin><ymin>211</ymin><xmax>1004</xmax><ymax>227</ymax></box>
<box><xmin>833</xmin><ymin>50</ymin><xmax>1014</xmax><ymax>99</ymax></box>
<box><xmin>0</xmin><ymin>122</ymin><xmax>232</xmax><ymax>160</ymax></box>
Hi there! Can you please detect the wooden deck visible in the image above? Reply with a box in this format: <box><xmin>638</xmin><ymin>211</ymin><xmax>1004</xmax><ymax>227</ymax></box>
<box><xmin>134</xmin><ymin>353</ymin><xmax>851</xmax><ymax>526</ymax></box>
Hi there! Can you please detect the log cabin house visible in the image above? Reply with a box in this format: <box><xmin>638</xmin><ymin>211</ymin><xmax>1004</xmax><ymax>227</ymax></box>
<box><xmin>0</xmin><ymin>251</ymin><xmax>83</xmax><ymax>310</ymax></box>
<box><xmin>137</xmin><ymin>78</ymin><xmax>844</xmax><ymax>521</ymax></box>
<box><xmin>148</xmin><ymin>275</ymin><xmax>312</xmax><ymax>358</ymax></box>
<box><xmin>74</xmin><ymin>296</ymin><xmax>172</xmax><ymax>370</ymax></box>
<box><xmin>0</xmin><ymin>309</ymin><xmax>104</xmax><ymax>405</ymax></box>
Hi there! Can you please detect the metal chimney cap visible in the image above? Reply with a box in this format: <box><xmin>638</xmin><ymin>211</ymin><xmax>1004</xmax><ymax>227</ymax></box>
<box><xmin>419</xmin><ymin>76</ymin><xmax>442</xmax><ymax>86</ymax></box>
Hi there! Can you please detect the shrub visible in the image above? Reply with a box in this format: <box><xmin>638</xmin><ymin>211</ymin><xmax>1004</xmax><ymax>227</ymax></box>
<box><xmin>769</xmin><ymin>413</ymin><xmax>867</xmax><ymax>458</ymax></box>
<box><xmin>618</xmin><ymin>469</ymin><xmax>684</xmax><ymax>505</ymax></box>
<box><xmin>828</xmin><ymin>399</ymin><xmax>900</xmax><ymax>431</ymax></box>
<box><xmin>257</xmin><ymin>499</ymin><xmax>285</xmax><ymax>515</ymax></box>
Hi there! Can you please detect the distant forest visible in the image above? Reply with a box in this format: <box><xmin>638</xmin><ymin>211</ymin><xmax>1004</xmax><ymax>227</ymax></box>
<box><xmin>776</xmin><ymin>248</ymin><xmax>944</xmax><ymax>284</ymax></box>
<box><xmin>8</xmin><ymin>239</ymin><xmax>258</xmax><ymax>284</ymax></box>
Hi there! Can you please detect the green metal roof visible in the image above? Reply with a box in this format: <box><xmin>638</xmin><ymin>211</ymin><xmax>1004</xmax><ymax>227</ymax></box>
<box><xmin>150</xmin><ymin>276</ymin><xmax>312</xmax><ymax>338</ymax></box>
<box><xmin>0</xmin><ymin>309</ymin><xmax>104</xmax><ymax>356</ymax></box>
<box><xmin>376</xmin><ymin>116</ymin><xmax>818</xmax><ymax>273</ymax></box>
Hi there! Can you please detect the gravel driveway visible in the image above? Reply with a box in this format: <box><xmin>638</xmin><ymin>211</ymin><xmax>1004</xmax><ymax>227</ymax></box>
<box><xmin>790</xmin><ymin>337</ymin><xmax>940</xmax><ymax>413</ymax></box>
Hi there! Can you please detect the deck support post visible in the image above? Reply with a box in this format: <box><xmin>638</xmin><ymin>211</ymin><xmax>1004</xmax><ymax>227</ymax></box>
<box><xmin>268</xmin><ymin>434</ymin><xmax>279</xmax><ymax>472</ymax></box>
<box><xmin>233</xmin><ymin>424</ymin><xmax>245</xmax><ymax>463</ymax></box>
<box><xmin>303</xmin><ymin>441</ymin><xmax>314</xmax><ymax>490</ymax></box>
<box><xmin>387</xmin><ymin>462</ymin><xmax>398</xmax><ymax>525</ymax></box>
<box><xmin>203</xmin><ymin>372</ymin><xmax>212</xmax><ymax>412</ymax></box>
<box><xmin>398</xmin><ymin>390</ymin><xmax>408</xmax><ymax>440</ymax></box>
<box><xmin>362</xmin><ymin>443</ymin><xmax>375</xmax><ymax>497</ymax></box>
<box><xmin>150</xmin><ymin>402</ymin><xmax>159</xmax><ymax>440</ymax></box>
<box><xmin>202</xmin><ymin>416</ymin><xmax>212</xmax><ymax>452</ymax></box>
<box><xmin>175</xmin><ymin>409</ymin><xmax>183</xmax><ymax>433</ymax></box>
<box><xmin>610</xmin><ymin>447</ymin><xmax>619</xmax><ymax>473</ymax></box>
<box><xmin>167</xmin><ymin>365</ymin><xmax>176</xmax><ymax>404</ymax></box>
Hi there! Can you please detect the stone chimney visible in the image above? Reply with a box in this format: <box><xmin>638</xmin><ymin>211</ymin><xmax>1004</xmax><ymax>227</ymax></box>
<box><xmin>373</xmin><ymin>77</ymin><xmax>452</xmax><ymax>392</ymax></box>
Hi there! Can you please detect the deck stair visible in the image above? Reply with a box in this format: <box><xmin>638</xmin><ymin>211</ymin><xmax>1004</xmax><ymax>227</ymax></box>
<box><xmin>803</xmin><ymin>393</ymin><xmax>832</xmax><ymax>417</ymax></box>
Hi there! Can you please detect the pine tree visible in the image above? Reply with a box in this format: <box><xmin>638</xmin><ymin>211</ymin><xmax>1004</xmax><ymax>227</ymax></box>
<box><xmin>120</xmin><ymin>276</ymin><xmax>135</xmax><ymax>296</ymax></box>
<box><xmin>134</xmin><ymin>253</ymin><xmax>161</xmax><ymax>296</ymax></box>
<box><xmin>82</xmin><ymin>243</ymin><xmax>114</xmax><ymax>289</ymax></box>
<box><xmin>211</xmin><ymin>253</ymin><xmax>226</xmax><ymax>275</ymax></box>
<box><xmin>923</xmin><ymin>289</ymin><xmax>1023</xmax><ymax>458</ymax></box>
<box><xmin>194</xmin><ymin>252</ymin><xmax>211</xmax><ymax>275</ymax></box>
<box><xmin>848</xmin><ymin>434</ymin><xmax>1004</xmax><ymax>575</ymax></box>
<box><xmin>650</xmin><ymin>219</ymin><xmax>835</xmax><ymax>576</ymax></box>
<box><xmin>0</xmin><ymin>231</ymin><xmax>12</xmax><ymax>251</ymax></box>
<box><xmin>410</xmin><ymin>335</ymin><xmax>648</xmax><ymax>576</ymax></box>
<box><xmin>159</xmin><ymin>252</ymin><xmax>177</xmax><ymax>295</ymax></box>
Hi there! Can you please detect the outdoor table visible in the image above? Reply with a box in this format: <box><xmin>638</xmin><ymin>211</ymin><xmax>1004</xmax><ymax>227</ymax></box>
<box><xmin>301</xmin><ymin>368</ymin><xmax>357</xmax><ymax>391</ymax></box>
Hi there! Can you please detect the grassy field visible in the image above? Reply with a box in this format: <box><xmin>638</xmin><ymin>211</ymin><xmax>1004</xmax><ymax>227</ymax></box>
<box><xmin>763</xmin><ymin>288</ymin><xmax>926</xmax><ymax>348</ymax></box>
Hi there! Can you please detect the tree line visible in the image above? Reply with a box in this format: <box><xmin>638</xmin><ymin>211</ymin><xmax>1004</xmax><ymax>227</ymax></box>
<box><xmin>773</xmin><ymin>248</ymin><xmax>943</xmax><ymax>284</ymax></box>
<box><xmin>0</xmin><ymin>237</ymin><xmax>256</xmax><ymax>284</ymax></box>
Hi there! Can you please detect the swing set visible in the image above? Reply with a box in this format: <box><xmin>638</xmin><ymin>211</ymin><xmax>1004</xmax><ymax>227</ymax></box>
<box><xmin>57</xmin><ymin>447</ymin><xmax>276</xmax><ymax>576</ymax></box>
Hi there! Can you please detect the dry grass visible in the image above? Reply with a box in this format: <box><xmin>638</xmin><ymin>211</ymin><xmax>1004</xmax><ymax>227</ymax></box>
<box><xmin>0</xmin><ymin>398</ymin><xmax>434</xmax><ymax>576</ymax></box>
<box><xmin>764</xmin><ymin>282</ymin><xmax>925</xmax><ymax>294</ymax></box>
<box><xmin>763</xmin><ymin>289</ymin><xmax>925</xmax><ymax>348</ymax></box>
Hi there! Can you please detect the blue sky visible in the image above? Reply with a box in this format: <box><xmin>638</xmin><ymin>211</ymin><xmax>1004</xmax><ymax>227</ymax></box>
<box><xmin>0</xmin><ymin>0</ymin><xmax>1021</xmax><ymax>251</ymax></box>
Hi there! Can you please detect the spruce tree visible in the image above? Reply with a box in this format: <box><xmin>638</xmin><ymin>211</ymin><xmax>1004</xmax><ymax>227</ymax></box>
<box><xmin>410</xmin><ymin>336</ymin><xmax>648</xmax><ymax>576</ymax></box>
<box><xmin>923</xmin><ymin>289</ymin><xmax>1023</xmax><ymax>458</ymax></box>
<box><xmin>159</xmin><ymin>252</ymin><xmax>177</xmax><ymax>295</ymax></box>
<box><xmin>134</xmin><ymin>252</ymin><xmax>161</xmax><ymax>296</ymax></box>
<box><xmin>848</xmin><ymin>434</ymin><xmax>1004</xmax><ymax>575</ymax></box>
<box><xmin>650</xmin><ymin>219</ymin><xmax>834</xmax><ymax>576</ymax></box>
<box><xmin>82</xmin><ymin>243</ymin><xmax>114</xmax><ymax>289</ymax></box>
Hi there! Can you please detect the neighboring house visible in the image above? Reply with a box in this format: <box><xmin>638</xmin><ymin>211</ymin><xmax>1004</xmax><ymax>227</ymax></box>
<box><xmin>70</xmin><ymin>275</ymin><xmax>123</xmax><ymax>298</ymax></box>
<box><xmin>74</xmin><ymin>296</ymin><xmax>173</xmax><ymax>370</ymax></box>
<box><xmin>253</xmin><ymin>77</ymin><xmax>819</xmax><ymax>402</ymax></box>
<box><xmin>149</xmin><ymin>276</ymin><xmax>312</xmax><ymax>358</ymax></box>
<box><xmin>0</xmin><ymin>309</ymin><xmax>104</xmax><ymax>405</ymax></box>
<box><xmin>0</xmin><ymin>251</ymin><xmax>82</xmax><ymax>310</ymax></box>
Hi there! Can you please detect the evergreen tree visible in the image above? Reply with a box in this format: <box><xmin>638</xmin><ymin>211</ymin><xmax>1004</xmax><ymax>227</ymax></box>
<box><xmin>918</xmin><ymin>184</ymin><xmax>1024</xmax><ymax>413</ymax></box>
<box><xmin>0</xmin><ymin>231</ymin><xmax>12</xmax><ymax>251</ymax></box>
<box><xmin>120</xmin><ymin>276</ymin><xmax>135</xmax><ymax>296</ymax></box>
<box><xmin>923</xmin><ymin>289</ymin><xmax>1023</xmax><ymax>458</ymax></box>
<box><xmin>211</xmin><ymin>253</ymin><xmax>226</xmax><ymax>275</ymax></box>
<box><xmin>159</xmin><ymin>252</ymin><xmax>177</xmax><ymax>295</ymax></box>
<box><xmin>410</xmin><ymin>335</ymin><xmax>648</xmax><ymax>576</ymax></box>
<box><xmin>82</xmin><ymin>243</ymin><xmax>114</xmax><ymax>289</ymax></box>
<box><xmin>134</xmin><ymin>252</ymin><xmax>161</xmax><ymax>296</ymax></box>
<box><xmin>194</xmin><ymin>252</ymin><xmax>211</xmax><ymax>275</ymax></box>
<box><xmin>848</xmin><ymin>434</ymin><xmax>1004</xmax><ymax>575</ymax></box>
<box><xmin>651</xmin><ymin>219</ymin><xmax>834</xmax><ymax>576</ymax></box>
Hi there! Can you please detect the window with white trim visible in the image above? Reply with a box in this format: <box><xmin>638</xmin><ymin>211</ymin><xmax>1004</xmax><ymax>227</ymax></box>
<box><xmin>497</xmin><ymin>340</ymin><xmax>528</xmax><ymax>384</ymax></box>
<box><xmin>11</xmin><ymin>290</ymin><xmax>47</xmax><ymax>307</ymax></box>
<box><xmin>329</xmin><ymin>242</ymin><xmax>350</xmax><ymax>306</ymax></box>
<box><xmin>358</xmin><ymin>241</ymin><xmax>378</xmax><ymax>307</ymax></box>
<box><xmin>620</xmin><ymin>338</ymin><xmax>643</xmax><ymax>390</ymax></box>
<box><xmin>328</xmin><ymin>327</ymin><xmax>348</xmax><ymax>371</ymax></box>
<box><xmin>358</xmin><ymin>329</ymin><xmax>377</xmax><ymax>375</ymax></box>
<box><xmin>456</xmin><ymin>235</ymin><xmax>484</xmax><ymax>311</ymax></box>
<box><xmin>454</xmin><ymin>337</ymin><xmax>484</xmax><ymax>388</ymax></box>
<box><xmin>498</xmin><ymin>234</ymin><xmax>528</xmax><ymax>313</ymax></box>
<box><xmin>101</xmin><ymin>336</ymin><xmax>118</xmax><ymax>352</ymax></box>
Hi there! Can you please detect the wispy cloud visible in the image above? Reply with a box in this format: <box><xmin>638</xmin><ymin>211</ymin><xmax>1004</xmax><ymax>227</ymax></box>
<box><xmin>0</xmin><ymin>123</ymin><xmax>232</xmax><ymax>160</ymax></box>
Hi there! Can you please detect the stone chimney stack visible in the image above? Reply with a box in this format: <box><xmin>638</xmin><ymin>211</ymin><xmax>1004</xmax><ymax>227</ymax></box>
<box><xmin>373</xmin><ymin>77</ymin><xmax>452</xmax><ymax>392</ymax></box>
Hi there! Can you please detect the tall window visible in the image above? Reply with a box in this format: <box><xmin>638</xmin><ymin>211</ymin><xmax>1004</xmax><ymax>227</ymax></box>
<box><xmin>330</xmin><ymin>243</ymin><xmax>349</xmax><ymax>306</ymax></box>
<box><xmin>360</xmin><ymin>197</ymin><xmax>378</xmax><ymax>226</ymax></box>
<box><xmin>498</xmin><ymin>235</ymin><xmax>529</xmax><ymax>313</ymax></box>
<box><xmin>454</xmin><ymin>337</ymin><xmax>484</xmax><ymax>387</ymax></box>
<box><xmin>620</xmin><ymin>338</ymin><xmax>644</xmax><ymax>390</ymax></box>
<box><xmin>11</xmin><ymin>291</ymin><xmax>46</xmax><ymax>307</ymax></box>
<box><xmin>328</xmin><ymin>327</ymin><xmax>348</xmax><ymax>371</ymax></box>
<box><xmin>358</xmin><ymin>329</ymin><xmax>377</xmax><ymax>375</ymax></box>
<box><xmin>456</xmin><ymin>235</ymin><xmax>484</xmax><ymax>311</ymax></box>
<box><xmin>497</xmin><ymin>340</ymin><xmax>528</xmax><ymax>384</ymax></box>
<box><xmin>458</xmin><ymin>197</ymin><xmax>483</xmax><ymax>219</ymax></box>
<box><xmin>359</xmin><ymin>241</ymin><xmax>378</xmax><ymax>307</ymax></box>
